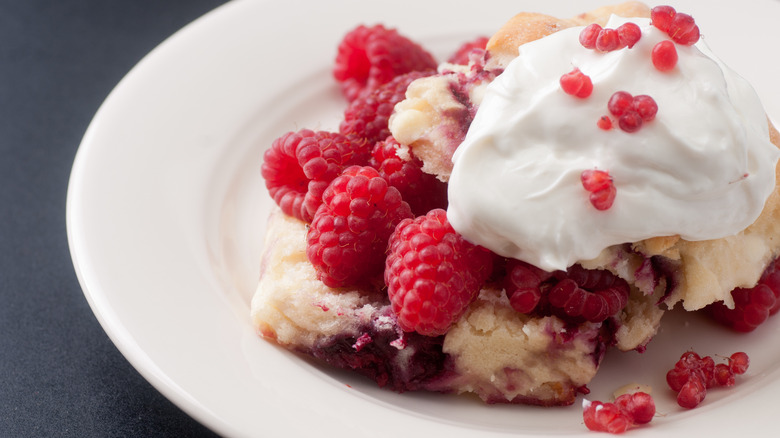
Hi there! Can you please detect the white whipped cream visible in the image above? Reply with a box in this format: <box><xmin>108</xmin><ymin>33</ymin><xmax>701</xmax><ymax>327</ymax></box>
<box><xmin>447</xmin><ymin>16</ymin><xmax>779</xmax><ymax>272</ymax></box>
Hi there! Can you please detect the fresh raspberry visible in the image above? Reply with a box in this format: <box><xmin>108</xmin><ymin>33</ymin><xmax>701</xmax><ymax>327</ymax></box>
<box><xmin>706</xmin><ymin>257</ymin><xmax>780</xmax><ymax>332</ymax></box>
<box><xmin>547</xmin><ymin>265</ymin><xmax>629</xmax><ymax>323</ymax></box>
<box><xmin>262</xmin><ymin>130</ymin><xmax>370</xmax><ymax>222</ymax></box>
<box><xmin>306</xmin><ymin>166</ymin><xmax>413</xmax><ymax>288</ymax></box>
<box><xmin>505</xmin><ymin>262</ymin><xmax>628</xmax><ymax>324</ymax></box>
<box><xmin>370</xmin><ymin>136</ymin><xmax>448</xmax><ymax>215</ymax></box>
<box><xmin>447</xmin><ymin>36</ymin><xmax>489</xmax><ymax>65</ymax></box>
<box><xmin>504</xmin><ymin>258</ymin><xmax>552</xmax><ymax>314</ymax></box>
<box><xmin>385</xmin><ymin>209</ymin><xmax>494</xmax><ymax>336</ymax></box>
<box><xmin>340</xmin><ymin>70</ymin><xmax>434</xmax><ymax>145</ymax></box>
<box><xmin>333</xmin><ymin>24</ymin><xmax>437</xmax><ymax>102</ymax></box>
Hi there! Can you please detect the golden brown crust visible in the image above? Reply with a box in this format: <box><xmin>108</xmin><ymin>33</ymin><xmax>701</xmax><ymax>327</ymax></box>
<box><xmin>485</xmin><ymin>13</ymin><xmax>574</xmax><ymax>68</ymax></box>
<box><xmin>485</xmin><ymin>2</ymin><xmax>651</xmax><ymax>68</ymax></box>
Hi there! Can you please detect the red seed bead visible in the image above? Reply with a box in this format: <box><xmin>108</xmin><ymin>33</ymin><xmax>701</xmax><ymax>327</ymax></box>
<box><xmin>618</xmin><ymin>111</ymin><xmax>643</xmax><ymax>133</ymax></box>
<box><xmin>713</xmin><ymin>363</ymin><xmax>735</xmax><ymax>387</ymax></box>
<box><xmin>579</xmin><ymin>23</ymin><xmax>602</xmax><ymax>49</ymax></box>
<box><xmin>652</xmin><ymin>40</ymin><xmax>678</xmax><ymax>71</ymax></box>
<box><xmin>729</xmin><ymin>352</ymin><xmax>750</xmax><ymax>375</ymax></box>
<box><xmin>597</xmin><ymin>115</ymin><xmax>613</xmax><ymax>130</ymax></box>
<box><xmin>617</xmin><ymin>22</ymin><xmax>642</xmax><ymax>49</ymax></box>
<box><xmin>677</xmin><ymin>373</ymin><xmax>707</xmax><ymax>409</ymax></box>
<box><xmin>559</xmin><ymin>68</ymin><xmax>593</xmax><ymax>98</ymax></box>
<box><xmin>581</xmin><ymin>169</ymin><xmax>612</xmax><ymax>192</ymax></box>
<box><xmin>650</xmin><ymin>5</ymin><xmax>676</xmax><ymax>32</ymax></box>
<box><xmin>668</xmin><ymin>12</ymin><xmax>700</xmax><ymax>45</ymax></box>
<box><xmin>632</xmin><ymin>95</ymin><xmax>658</xmax><ymax>122</ymax></box>
<box><xmin>607</xmin><ymin>91</ymin><xmax>634</xmax><ymax>116</ymax></box>
<box><xmin>590</xmin><ymin>185</ymin><xmax>617</xmax><ymax>211</ymax></box>
<box><xmin>595</xmin><ymin>28</ymin><xmax>621</xmax><ymax>52</ymax></box>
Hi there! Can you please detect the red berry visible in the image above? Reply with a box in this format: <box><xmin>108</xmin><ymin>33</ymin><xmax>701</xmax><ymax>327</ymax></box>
<box><xmin>668</xmin><ymin>12</ymin><xmax>700</xmax><ymax>45</ymax></box>
<box><xmin>505</xmin><ymin>259</ymin><xmax>550</xmax><ymax>314</ymax></box>
<box><xmin>333</xmin><ymin>24</ymin><xmax>437</xmax><ymax>102</ymax></box>
<box><xmin>447</xmin><ymin>36</ymin><xmax>489</xmax><ymax>65</ymax></box>
<box><xmin>729</xmin><ymin>352</ymin><xmax>750</xmax><ymax>375</ymax></box>
<box><xmin>652</xmin><ymin>40</ymin><xmax>678</xmax><ymax>72</ymax></box>
<box><xmin>306</xmin><ymin>166</ymin><xmax>413</xmax><ymax>287</ymax></box>
<box><xmin>262</xmin><ymin>130</ymin><xmax>371</xmax><ymax>222</ymax></box>
<box><xmin>707</xmin><ymin>257</ymin><xmax>780</xmax><ymax>332</ymax></box>
<box><xmin>370</xmin><ymin>136</ymin><xmax>448</xmax><ymax>216</ymax></box>
<box><xmin>579</xmin><ymin>23</ymin><xmax>602</xmax><ymax>49</ymax></box>
<box><xmin>559</xmin><ymin>68</ymin><xmax>593</xmax><ymax>98</ymax></box>
<box><xmin>614</xmin><ymin>392</ymin><xmax>656</xmax><ymax>425</ymax></box>
<box><xmin>581</xmin><ymin>170</ymin><xmax>617</xmax><ymax>211</ymax></box>
<box><xmin>595</xmin><ymin>28</ymin><xmax>621</xmax><ymax>52</ymax></box>
<box><xmin>666</xmin><ymin>367</ymin><xmax>691</xmax><ymax>392</ymax></box>
<box><xmin>713</xmin><ymin>363</ymin><xmax>735</xmax><ymax>387</ymax></box>
<box><xmin>590</xmin><ymin>185</ymin><xmax>617</xmax><ymax>211</ymax></box>
<box><xmin>385</xmin><ymin>209</ymin><xmax>494</xmax><ymax>336</ymax></box>
<box><xmin>650</xmin><ymin>5</ymin><xmax>677</xmax><ymax>32</ymax></box>
<box><xmin>617</xmin><ymin>22</ymin><xmax>642</xmax><ymax>49</ymax></box>
<box><xmin>618</xmin><ymin>110</ymin><xmax>643</xmax><ymax>133</ymax></box>
<box><xmin>597</xmin><ymin>115</ymin><xmax>613</xmax><ymax>130</ymax></box>
<box><xmin>632</xmin><ymin>95</ymin><xmax>658</xmax><ymax>122</ymax></box>
<box><xmin>583</xmin><ymin>400</ymin><xmax>632</xmax><ymax>434</ymax></box>
<box><xmin>341</xmin><ymin>70</ymin><xmax>434</xmax><ymax>145</ymax></box>
<box><xmin>580</xmin><ymin>169</ymin><xmax>612</xmax><ymax>192</ymax></box>
<box><xmin>607</xmin><ymin>91</ymin><xmax>634</xmax><ymax>116</ymax></box>
<box><xmin>677</xmin><ymin>373</ymin><xmax>707</xmax><ymax>409</ymax></box>
<box><xmin>547</xmin><ymin>265</ymin><xmax>629</xmax><ymax>322</ymax></box>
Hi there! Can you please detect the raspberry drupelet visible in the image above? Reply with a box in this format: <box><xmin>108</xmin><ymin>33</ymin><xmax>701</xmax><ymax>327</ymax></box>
<box><xmin>333</xmin><ymin>24</ymin><xmax>437</xmax><ymax>102</ymax></box>
<box><xmin>385</xmin><ymin>209</ymin><xmax>494</xmax><ymax>336</ymax></box>
<box><xmin>261</xmin><ymin>130</ymin><xmax>371</xmax><ymax>223</ymax></box>
<box><xmin>306</xmin><ymin>165</ymin><xmax>413</xmax><ymax>288</ymax></box>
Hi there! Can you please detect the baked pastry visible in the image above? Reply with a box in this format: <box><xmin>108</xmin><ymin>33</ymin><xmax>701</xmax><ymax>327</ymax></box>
<box><xmin>252</xmin><ymin>2</ymin><xmax>780</xmax><ymax>407</ymax></box>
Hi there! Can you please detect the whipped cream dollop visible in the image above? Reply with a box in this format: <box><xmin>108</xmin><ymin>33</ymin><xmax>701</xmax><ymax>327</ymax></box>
<box><xmin>447</xmin><ymin>16</ymin><xmax>780</xmax><ymax>272</ymax></box>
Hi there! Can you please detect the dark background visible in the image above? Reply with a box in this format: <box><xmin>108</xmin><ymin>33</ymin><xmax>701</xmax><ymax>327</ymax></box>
<box><xmin>1</xmin><ymin>1</ymin><xmax>230</xmax><ymax>436</ymax></box>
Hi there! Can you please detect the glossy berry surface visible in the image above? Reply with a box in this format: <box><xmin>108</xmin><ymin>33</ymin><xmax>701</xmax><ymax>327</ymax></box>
<box><xmin>370</xmin><ymin>136</ymin><xmax>448</xmax><ymax>216</ymax></box>
<box><xmin>559</xmin><ymin>68</ymin><xmax>593</xmax><ymax>98</ymax></box>
<box><xmin>341</xmin><ymin>70</ymin><xmax>434</xmax><ymax>145</ymax></box>
<box><xmin>583</xmin><ymin>391</ymin><xmax>655</xmax><ymax>434</ymax></box>
<box><xmin>579</xmin><ymin>23</ymin><xmax>602</xmax><ymax>49</ymax></box>
<box><xmin>306</xmin><ymin>166</ymin><xmax>413</xmax><ymax>287</ymax></box>
<box><xmin>650</xmin><ymin>5</ymin><xmax>677</xmax><ymax>32</ymax></box>
<box><xmin>666</xmin><ymin>350</ymin><xmax>750</xmax><ymax>409</ymax></box>
<box><xmin>707</xmin><ymin>257</ymin><xmax>780</xmax><ymax>332</ymax></box>
<box><xmin>652</xmin><ymin>40</ymin><xmax>678</xmax><ymax>71</ymax></box>
<box><xmin>385</xmin><ymin>209</ymin><xmax>494</xmax><ymax>336</ymax></box>
<box><xmin>333</xmin><ymin>24</ymin><xmax>437</xmax><ymax>102</ymax></box>
<box><xmin>581</xmin><ymin>169</ymin><xmax>617</xmax><ymax>210</ymax></box>
<box><xmin>616</xmin><ymin>22</ymin><xmax>642</xmax><ymax>49</ymax></box>
<box><xmin>262</xmin><ymin>129</ymin><xmax>370</xmax><ymax>222</ymax></box>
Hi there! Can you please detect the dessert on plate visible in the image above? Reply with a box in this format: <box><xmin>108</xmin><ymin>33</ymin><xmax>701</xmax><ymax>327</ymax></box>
<box><xmin>251</xmin><ymin>2</ymin><xmax>780</xmax><ymax>407</ymax></box>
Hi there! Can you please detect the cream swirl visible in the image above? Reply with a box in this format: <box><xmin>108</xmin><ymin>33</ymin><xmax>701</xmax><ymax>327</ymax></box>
<box><xmin>447</xmin><ymin>16</ymin><xmax>779</xmax><ymax>272</ymax></box>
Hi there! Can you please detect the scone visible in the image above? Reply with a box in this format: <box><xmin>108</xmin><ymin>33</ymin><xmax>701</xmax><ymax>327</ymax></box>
<box><xmin>252</xmin><ymin>2</ymin><xmax>780</xmax><ymax>407</ymax></box>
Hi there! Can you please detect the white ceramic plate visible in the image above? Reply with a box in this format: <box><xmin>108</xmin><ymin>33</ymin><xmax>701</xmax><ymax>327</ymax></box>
<box><xmin>67</xmin><ymin>1</ymin><xmax>780</xmax><ymax>436</ymax></box>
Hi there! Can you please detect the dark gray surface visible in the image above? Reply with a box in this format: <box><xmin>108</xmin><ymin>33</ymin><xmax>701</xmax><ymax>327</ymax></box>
<box><xmin>1</xmin><ymin>1</ymin><xmax>230</xmax><ymax>436</ymax></box>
